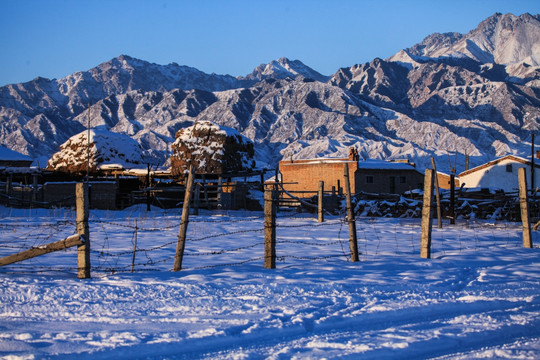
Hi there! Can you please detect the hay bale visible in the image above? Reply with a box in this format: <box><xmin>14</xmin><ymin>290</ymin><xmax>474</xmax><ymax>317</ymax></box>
<box><xmin>46</xmin><ymin>128</ymin><xmax>146</xmax><ymax>174</ymax></box>
<box><xmin>170</xmin><ymin>121</ymin><xmax>255</xmax><ymax>176</ymax></box>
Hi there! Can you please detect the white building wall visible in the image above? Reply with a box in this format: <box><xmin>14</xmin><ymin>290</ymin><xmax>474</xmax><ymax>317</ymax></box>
<box><xmin>460</xmin><ymin>158</ymin><xmax>540</xmax><ymax>192</ymax></box>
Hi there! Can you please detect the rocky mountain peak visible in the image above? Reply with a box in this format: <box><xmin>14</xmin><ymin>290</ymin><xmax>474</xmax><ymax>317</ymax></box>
<box><xmin>242</xmin><ymin>57</ymin><xmax>329</xmax><ymax>82</ymax></box>
<box><xmin>389</xmin><ymin>12</ymin><xmax>540</xmax><ymax>66</ymax></box>
<box><xmin>476</xmin><ymin>12</ymin><xmax>540</xmax><ymax>33</ymax></box>
<box><xmin>407</xmin><ymin>32</ymin><xmax>464</xmax><ymax>58</ymax></box>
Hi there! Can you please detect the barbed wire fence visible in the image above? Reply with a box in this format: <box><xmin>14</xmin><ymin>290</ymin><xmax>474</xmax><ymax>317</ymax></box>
<box><xmin>0</xmin><ymin>173</ymin><xmax>537</xmax><ymax>277</ymax></box>
<box><xmin>0</xmin><ymin>207</ymin><xmax>345</xmax><ymax>275</ymax></box>
<box><xmin>0</xmin><ymin>207</ymin><xmax>530</xmax><ymax>277</ymax></box>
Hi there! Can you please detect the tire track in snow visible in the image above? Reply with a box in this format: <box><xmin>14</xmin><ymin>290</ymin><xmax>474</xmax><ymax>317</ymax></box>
<box><xmin>46</xmin><ymin>295</ymin><xmax>540</xmax><ymax>359</ymax></box>
<box><xmin>192</xmin><ymin>298</ymin><xmax>540</xmax><ymax>359</ymax></box>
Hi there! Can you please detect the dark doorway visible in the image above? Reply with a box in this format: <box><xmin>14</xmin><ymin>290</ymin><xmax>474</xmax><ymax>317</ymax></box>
<box><xmin>389</xmin><ymin>176</ymin><xmax>396</xmax><ymax>194</ymax></box>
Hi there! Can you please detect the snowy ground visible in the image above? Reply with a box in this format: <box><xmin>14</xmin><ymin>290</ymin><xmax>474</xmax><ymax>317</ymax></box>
<box><xmin>1</xmin><ymin>204</ymin><xmax>539</xmax><ymax>359</ymax></box>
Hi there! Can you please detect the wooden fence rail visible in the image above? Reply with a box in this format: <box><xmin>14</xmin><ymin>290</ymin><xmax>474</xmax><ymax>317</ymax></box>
<box><xmin>0</xmin><ymin>234</ymin><xmax>82</xmax><ymax>267</ymax></box>
<box><xmin>0</xmin><ymin>182</ymin><xmax>91</xmax><ymax>278</ymax></box>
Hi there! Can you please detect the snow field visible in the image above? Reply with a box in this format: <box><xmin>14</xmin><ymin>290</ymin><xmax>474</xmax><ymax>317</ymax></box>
<box><xmin>0</xmin><ymin>205</ymin><xmax>539</xmax><ymax>359</ymax></box>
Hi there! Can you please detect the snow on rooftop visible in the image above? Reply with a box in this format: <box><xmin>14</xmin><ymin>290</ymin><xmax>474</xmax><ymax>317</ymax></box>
<box><xmin>282</xmin><ymin>158</ymin><xmax>355</xmax><ymax>165</ymax></box>
<box><xmin>281</xmin><ymin>157</ymin><xmax>419</xmax><ymax>171</ymax></box>
<box><xmin>356</xmin><ymin>159</ymin><xmax>417</xmax><ymax>170</ymax></box>
<box><xmin>0</xmin><ymin>145</ymin><xmax>31</xmax><ymax>162</ymax></box>
<box><xmin>460</xmin><ymin>154</ymin><xmax>540</xmax><ymax>176</ymax></box>
<box><xmin>98</xmin><ymin>164</ymin><xmax>125</xmax><ymax>171</ymax></box>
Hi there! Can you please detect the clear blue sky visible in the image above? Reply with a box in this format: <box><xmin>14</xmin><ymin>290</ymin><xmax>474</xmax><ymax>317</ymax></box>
<box><xmin>1</xmin><ymin>0</ymin><xmax>539</xmax><ymax>86</ymax></box>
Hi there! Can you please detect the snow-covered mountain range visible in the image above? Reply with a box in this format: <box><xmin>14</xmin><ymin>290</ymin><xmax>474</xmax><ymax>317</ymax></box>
<box><xmin>1</xmin><ymin>12</ymin><xmax>539</xmax><ymax>173</ymax></box>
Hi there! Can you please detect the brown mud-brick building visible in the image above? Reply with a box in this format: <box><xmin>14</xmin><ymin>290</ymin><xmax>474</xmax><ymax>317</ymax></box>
<box><xmin>436</xmin><ymin>171</ymin><xmax>460</xmax><ymax>190</ymax></box>
<box><xmin>279</xmin><ymin>148</ymin><xmax>424</xmax><ymax>197</ymax></box>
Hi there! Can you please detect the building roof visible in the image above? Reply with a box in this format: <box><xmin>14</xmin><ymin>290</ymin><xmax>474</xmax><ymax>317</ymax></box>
<box><xmin>280</xmin><ymin>157</ymin><xmax>421</xmax><ymax>172</ymax></box>
<box><xmin>0</xmin><ymin>145</ymin><xmax>32</xmax><ymax>162</ymax></box>
<box><xmin>459</xmin><ymin>155</ymin><xmax>540</xmax><ymax>177</ymax></box>
<box><xmin>280</xmin><ymin>158</ymin><xmax>356</xmax><ymax>165</ymax></box>
<box><xmin>356</xmin><ymin>159</ymin><xmax>418</xmax><ymax>171</ymax></box>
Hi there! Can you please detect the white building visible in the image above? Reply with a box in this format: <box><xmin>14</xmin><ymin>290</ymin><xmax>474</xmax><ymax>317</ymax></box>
<box><xmin>458</xmin><ymin>155</ymin><xmax>540</xmax><ymax>192</ymax></box>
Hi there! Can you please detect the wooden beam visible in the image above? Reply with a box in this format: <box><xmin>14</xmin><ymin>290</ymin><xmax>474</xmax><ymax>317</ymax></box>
<box><xmin>0</xmin><ymin>234</ymin><xmax>82</xmax><ymax>267</ymax></box>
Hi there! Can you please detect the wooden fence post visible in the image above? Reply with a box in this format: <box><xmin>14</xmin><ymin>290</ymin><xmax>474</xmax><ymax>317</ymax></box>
<box><xmin>173</xmin><ymin>165</ymin><xmax>196</xmax><ymax>271</ymax></box>
<box><xmin>6</xmin><ymin>174</ymin><xmax>12</xmax><ymax>195</ymax></box>
<box><xmin>146</xmin><ymin>164</ymin><xmax>151</xmax><ymax>211</ymax></box>
<box><xmin>193</xmin><ymin>184</ymin><xmax>200</xmax><ymax>216</ymax></box>
<box><xmin>318</xmin><ymin>181</ymin><xmax>324</xmax><ymax>223</ymax></box>
<box><xmin>32</xmin><ymin>174</ymin><xmax>38</xmax><ymax>204</ymax></box>
<box><xmin>431</xmin><ymin>157</ymin><xmax>442</xmax><ymax>228</ymax></box>
<box><xmin>421</xmin><ymin>169</ymin><xmax>434</xmax><ymax>259</ymax></box>
<box><xmin>131</xmin><ymin>219</ymin><xmax>138</xmax><ymax>273</ymax></box>
<box><xmin>76</xmin><ymin>182</ymin><xmax>91</xmax><ymax>278</ymax></box>
<box><xmin>344</xmin><ymin>164</ymin><xmax>359</xmax><ymax>262</ymax></box>
<box><xmin>450</xmin><ymin>173</ymin><xmax>456</xmax><ymax>225</ymax></box>
<box><xmin>518</xmin><ymin>168</ymin><xmax>533</xmax><ymax>248</ymax></box>
<box><xmin>217</xmin><ymin>175</ymin><xmax>223</xmax><ymax>209</ymax></box>
<box><xmin>202</xmin><ymin>175</ymin><xmax>209</xmax><ymax>209</ymax></box>
<box><xmin>6</xmin><ymin>174</ymin><xmax>12</xmax><ymax>206</ymax></box>
<box><xmin>264</xmin><ymin>189</ymin><xmax>276</xmax><ymax>269</ymax></box>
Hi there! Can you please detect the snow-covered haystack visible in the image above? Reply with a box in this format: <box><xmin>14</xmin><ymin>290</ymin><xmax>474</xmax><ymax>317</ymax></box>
<box><xmin>170</xmin><ymin>121</ymin><xmax>255</xmax><ymax>176</ymax></box>
<box><xmin>46</xmin><ymin>127</ymin><xmax>146</xmax><ymax>174</ymax></box>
